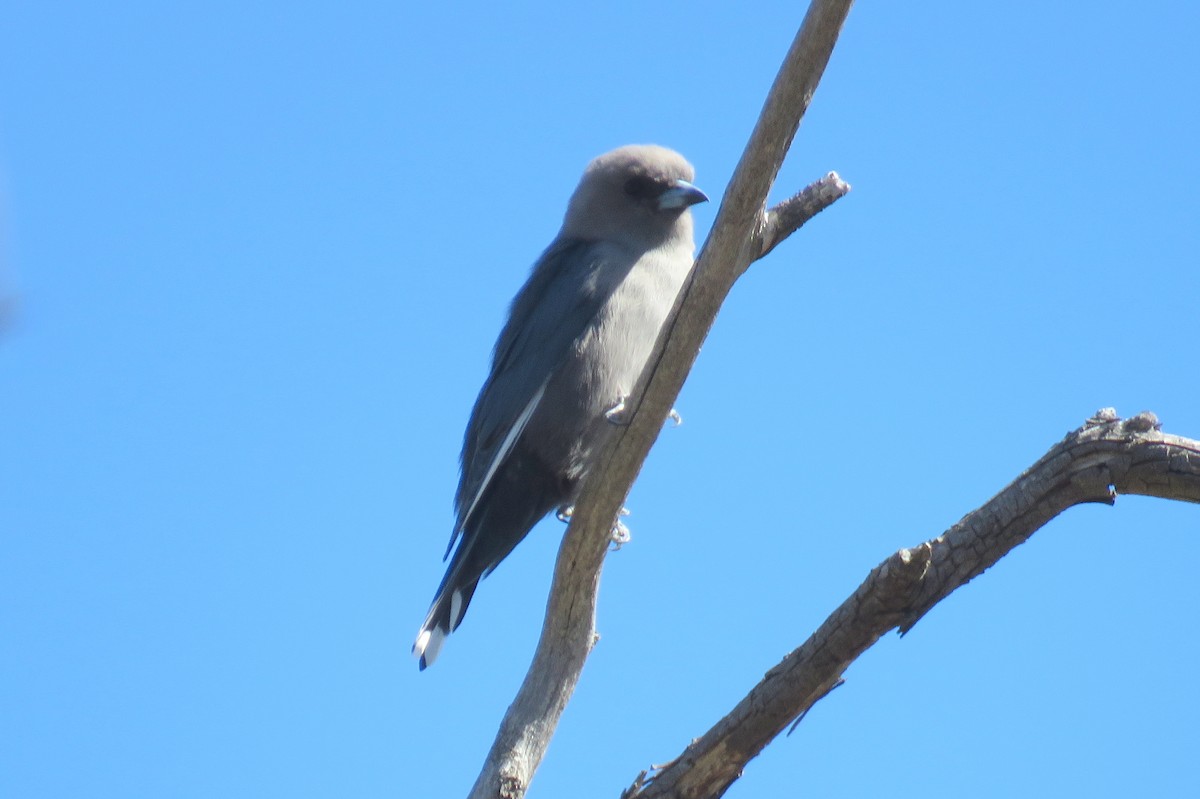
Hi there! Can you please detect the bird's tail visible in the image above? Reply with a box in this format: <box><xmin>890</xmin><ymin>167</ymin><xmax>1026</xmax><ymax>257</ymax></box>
<box><xmin>414</xmin><ymin>472</ymin><xmax>557</xmax><ymax>669</ymax></box>
<box><xmin>412</xmin><ymin>565</ymin><xmax>480</xmax><ymax>670</ymax></box>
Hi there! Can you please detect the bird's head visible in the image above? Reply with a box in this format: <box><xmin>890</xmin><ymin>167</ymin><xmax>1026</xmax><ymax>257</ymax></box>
<box><xmin>562</xmin><ymin>144</ymin><xmax>708</xmax><ymax>248</ymax></box>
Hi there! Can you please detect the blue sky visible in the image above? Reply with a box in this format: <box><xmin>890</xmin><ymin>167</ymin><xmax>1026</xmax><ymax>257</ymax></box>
<box><xmin>3</xmin><ymin>2</ymin><xmax>1199</xmax><ymax>797</ymax></box>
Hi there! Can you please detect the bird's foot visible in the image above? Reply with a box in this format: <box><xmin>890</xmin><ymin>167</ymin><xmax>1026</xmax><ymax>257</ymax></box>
<box><xmin>604</xmin><ymin>395</ymin><xmax>631</xmax><ymax>425</ymax></box>
<box><xmin>556</xmin><ymin>503</ymin><xmax>628</xmax><ymax>527</ymax></box>
<box><xmin>610</xmin><ymin>519</ymin><xmax>631</xmax><ymax>550</ymax></box>
<box><xmin>667</xmin><ymin>408</ymin><xmax>682</xmax><ymax>427</ymax></box>
<box><xmin>610</xmin><ymin>508</ymin><xmax>631</xmax><ymax>549</ymax></box>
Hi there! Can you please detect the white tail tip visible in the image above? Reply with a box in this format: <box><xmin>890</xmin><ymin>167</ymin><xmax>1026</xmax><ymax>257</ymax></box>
<box><xmin>412</xmin><ymin>626</ymin><xmax>446</xmax><ymax>670</ymax></box>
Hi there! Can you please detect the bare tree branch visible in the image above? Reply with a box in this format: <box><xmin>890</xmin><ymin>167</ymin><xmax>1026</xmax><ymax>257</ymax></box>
<box><xmin>467</xmin><ymin>1</ymin><xmax>856</xmax><ymax>797</ymax></box>
<box><xmin>758</xmin><ymin>172</ymin><xmax>849</xmax><ymax>260</ymax></box>
<box><xmin>623</xmin><ymin>410</ymin><xmax>1200</xmax><ymax>799</ymax></box>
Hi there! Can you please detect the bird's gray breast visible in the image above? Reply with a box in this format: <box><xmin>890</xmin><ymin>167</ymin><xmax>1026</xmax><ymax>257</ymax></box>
<box><xmin>533</xmin><ymin>241</ymin><xmax>693</xmax><ymax>476</ymax></box>
<box><xmin>583</xmin><ymin>244</ymin><xmax>691</xmax><ymax>396</ymax></box>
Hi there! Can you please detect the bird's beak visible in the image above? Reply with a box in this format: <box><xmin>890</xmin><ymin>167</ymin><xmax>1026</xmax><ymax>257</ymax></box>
<box><xmin>657</xmin><ymin>179</ymin><xmax>709</xmax><ymax>211</ymax></box>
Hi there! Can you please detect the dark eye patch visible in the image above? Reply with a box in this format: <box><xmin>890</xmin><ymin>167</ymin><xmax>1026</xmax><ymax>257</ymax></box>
<box><xmin>623</xmin><ymin>175</ymin><xmax>663</xmax><ymax>200</ymax></box>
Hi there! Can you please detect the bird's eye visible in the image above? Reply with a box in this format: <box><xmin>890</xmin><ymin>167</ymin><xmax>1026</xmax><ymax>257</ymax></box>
<box><xmin>623</xmin><ymin>176</ymin><xmax>661</xmax><ymax>200</ymax></box>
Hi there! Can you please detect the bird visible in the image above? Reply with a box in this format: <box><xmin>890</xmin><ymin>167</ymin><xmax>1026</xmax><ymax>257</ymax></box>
<box><xmin>413</xmin><ymin>144</ymin><xmax>708</xmax><ymax>669</ymax></box>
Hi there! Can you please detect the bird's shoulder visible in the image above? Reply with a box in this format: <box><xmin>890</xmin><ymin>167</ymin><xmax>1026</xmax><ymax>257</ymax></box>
<box><xmin>492</xmin><ymin>237</ymin><xmax>633</xmax><ymax>372</ymax></box>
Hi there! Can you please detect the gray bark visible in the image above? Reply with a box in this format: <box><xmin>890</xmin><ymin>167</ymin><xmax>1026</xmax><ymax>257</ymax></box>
<box><xmin>622</xmin><ymin>409</ymin><xmax>1200</xmax><ymax>799</ymax></box>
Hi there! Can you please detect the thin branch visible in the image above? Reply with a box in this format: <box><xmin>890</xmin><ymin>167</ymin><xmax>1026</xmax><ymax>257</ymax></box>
<box><xmin>624</xmin><ymin>410</ymin><xmax>1200</xmax><ymax>799</ymax></box>
<box><xmin>758</xmin><ymin>172</ymin><xmax>850</xmax><ymax>260</ymax></box>
<box><xmin>466</xmin><ymin>1</ymin><xmax>856</xmax><ymax>797</ymax></box>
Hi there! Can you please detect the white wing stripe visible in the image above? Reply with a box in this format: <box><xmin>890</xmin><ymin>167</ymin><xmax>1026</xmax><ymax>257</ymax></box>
<box><xmin>459</xmin><ymin>379</ymin><xmax>548</xmax><ymax>531</ymax></box>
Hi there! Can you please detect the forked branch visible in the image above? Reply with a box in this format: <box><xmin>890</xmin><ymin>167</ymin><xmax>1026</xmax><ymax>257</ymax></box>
<box><xmin>623</xmin><ymin>410</ymin><xmax>1200</xmax><ymax>799</ymax></box>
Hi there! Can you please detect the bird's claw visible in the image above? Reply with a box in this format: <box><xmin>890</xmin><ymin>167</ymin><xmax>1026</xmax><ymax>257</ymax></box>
<box><xmin>667</xmin><ymin>408</ymin><xmax>682</xmax><ymax>427</ymax></box>
<box><xmin>610</xmin><ymin>519</ymin><xmax>631</xmax><ymax>550</ymax></box>
<box><xmin>560</xmin><ymin>505</ymin><xmax>630</xmax><ymax>547</ymax></box>
<box><xmin>605</xmin><ymin>395</ymin><xmax>630</xmax><ymax>425</ymax></box>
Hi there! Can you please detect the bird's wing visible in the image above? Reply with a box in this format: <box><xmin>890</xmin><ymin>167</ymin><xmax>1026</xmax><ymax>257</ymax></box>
<box><xmin>449</xmin><ymin>237</ymin><xmax>632</xmax><ymax>554</ymax></box>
